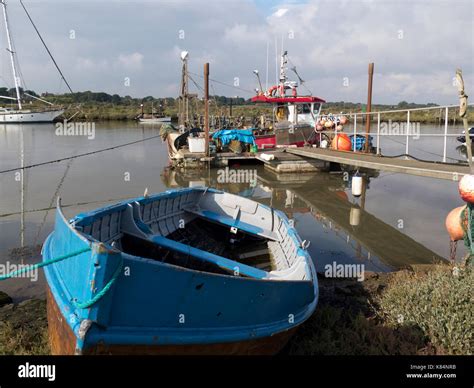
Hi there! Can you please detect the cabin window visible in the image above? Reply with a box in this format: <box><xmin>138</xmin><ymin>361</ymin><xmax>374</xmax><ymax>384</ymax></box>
<box><xmin>313</xmin><ymin>103</ymin><xmax>321</xmax><ymax>113</ymax></box>
<box><xmin>296</xmin><ymin>104</ymin><xmax>311</xmax><ymax>114</ymax></box>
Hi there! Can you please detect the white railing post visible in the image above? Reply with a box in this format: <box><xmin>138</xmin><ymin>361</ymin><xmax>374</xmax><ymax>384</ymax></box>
<box><xmin>443</xmin><ymin>106</ymin><xmax>448</xmax><ymax>163</ymax></box>
<box><xmin>405</xmin><ymin>110</ymin><xmax>410</xmax><ymax>157</ymax></box>
<box><xmin>376</xmin><ymin>112</ymin><xmax>380</xmax><ymax>155</ymax></box>
<box><xmin>353</xmin><ymin>113</ymin><xmax>357</xmax><ymax>152</ymax></box>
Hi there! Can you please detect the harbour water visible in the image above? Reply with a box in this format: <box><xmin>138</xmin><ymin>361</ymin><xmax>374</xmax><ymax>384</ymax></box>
<box><xmin>0</xmin><ymin>122</ymin><xmax>466</xmax><ymax>301</ymax></box>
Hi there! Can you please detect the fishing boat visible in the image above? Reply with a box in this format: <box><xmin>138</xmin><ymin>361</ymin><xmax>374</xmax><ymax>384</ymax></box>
<box><xmin>251</xmin><ymin>51</ymin><xmax>326</xmax><ymax>149</ymax></box>
<box><xmin>0</xmin><ymin>1</ymin><xmax>65</xmax><ymax>123</ymax></box>
<box><xmin>42</xmin><ymin>187</ymin><xmax>318</xmax><ymax>355</ymax></box>
<box><xmin>137</xmin><ymin>101</ymin><xmax>171</xmax><ymax>123</ymax></box>
<box><xmin>138</xmin><ymin>116</ymin><xmax>172</xmax><ymax>124</ymax></box>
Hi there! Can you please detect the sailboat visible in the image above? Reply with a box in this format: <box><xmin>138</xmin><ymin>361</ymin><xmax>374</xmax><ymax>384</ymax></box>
<box><xmin>0</xmin><ymin>0</ymin><xmax>64</xmax><ymax>123</ymax></box>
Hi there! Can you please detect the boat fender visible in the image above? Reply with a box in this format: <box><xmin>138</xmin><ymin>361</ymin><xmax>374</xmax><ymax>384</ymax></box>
<box><xmin>459</xmin><ymin>175</ymin><xmax>474</xmax><ymax>203</ymax></box>
<box><xmin>352</xmin><ymin>176</ymin><xmax>363</xmax><ymax>197</ymax></box>
<box><xmin>445</xmin><ymin>205</ymin><xmax>467</xmax><ymax>242</ymax></box>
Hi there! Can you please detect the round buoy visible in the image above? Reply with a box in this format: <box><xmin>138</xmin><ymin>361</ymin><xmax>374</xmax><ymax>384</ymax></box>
<box><xmin>339</xmin><ymin>116</ymin><xmax>348</xmax><ymax>125</ymax></box>
<box><xmin>316</xmin><ymin>123</ymin><xmax>323</xmax><ymax>131</ymax></box>
<box><xmin>445</xmin><ymin>205</ymin><xmax>467</xmax><ymax>241</ymax></box>
<box><xmin>350</xmin><ymin>207</ymin><xmax>361</xmax><ymax>226</ymax></box>
<box><xmin>336</xmin><ymin>124</ymin><xmax>344</xmax><ymax>131</ymax></box>
<box><xmin>352</xmin><ymin>176</ymin><xmax>363</xmax><ymax>197</ymax></box>
<box><xmin>331</xmin><ymin>133</ymin><xmax>352</xmax><ymax>151</ymax></box>
<box><xmin>459</xmin><ymin>175</ymin><xmax>474</xmax><ymax>203</ymax></box>
<box><xmin>325</xmin><ymin>120</ymin><xmax>333</xmax><ymax>128</ymax></box>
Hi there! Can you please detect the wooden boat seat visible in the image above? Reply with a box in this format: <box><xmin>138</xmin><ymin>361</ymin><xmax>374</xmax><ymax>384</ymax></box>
<box><xmin>183</xmin><ymin>207</ymin><xmax>280</xmax><ymax>242</ymax></box>
<box><xmin>149</xmin><ymin>235</ymin><xmax>268</xmax><ymax>279</ymax></box>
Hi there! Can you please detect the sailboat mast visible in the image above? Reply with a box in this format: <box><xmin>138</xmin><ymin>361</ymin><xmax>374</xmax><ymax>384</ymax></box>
<box><xmin>1</xmin><ymin>0</ymin><xmax>22</xmax><ymax>110</ymax></box>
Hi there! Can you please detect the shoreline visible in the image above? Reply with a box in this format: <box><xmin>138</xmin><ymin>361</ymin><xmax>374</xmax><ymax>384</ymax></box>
<box><xmin>1</xmin><ymin>263</ymin><xmax>470</xmax><ymax>355</ymax></box>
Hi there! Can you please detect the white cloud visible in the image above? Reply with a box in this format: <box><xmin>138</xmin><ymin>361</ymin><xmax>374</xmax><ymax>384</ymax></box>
<box><xmin>116</xmin><ymin>52</ymin><xmax>144</xmax><ymax>70</ymax></box>
<box><xmin>5</xmin><ymin>0</ymin><xmax>472</xmax><ymax>103</ymax></box>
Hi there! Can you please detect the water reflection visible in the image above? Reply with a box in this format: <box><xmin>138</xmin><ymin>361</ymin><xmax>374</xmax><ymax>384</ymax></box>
<box><xmin>161</xmin><ymin>167</ymin><xmax>445</xmax><ymax>273</ymax></box>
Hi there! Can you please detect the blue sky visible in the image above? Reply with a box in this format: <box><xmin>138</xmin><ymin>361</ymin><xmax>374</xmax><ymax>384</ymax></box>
<box><xmin>0</xmin><ymin>0</ymin><xmax>472</xmax><ymax>104</ymax></box>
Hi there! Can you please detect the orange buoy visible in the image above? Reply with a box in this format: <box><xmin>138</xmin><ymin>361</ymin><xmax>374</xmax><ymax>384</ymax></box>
<box><xmin>331</xmin><ymin>133</ymin><xmax>352</xmax><ymax>151</ymax></box>
<box><xmin>459</xmin><ymin>175</ymin><xmax>474</xmax><ymax>203</ymax></box>
<box><xmin>315</xmin><ymin>123</ymin><xmax>323</xmax><ymax>131</ymax></box>
<box><xmin>445</xmin><ymin>205</ymin><xmax>467</xmax><ymax>241</ymax></box>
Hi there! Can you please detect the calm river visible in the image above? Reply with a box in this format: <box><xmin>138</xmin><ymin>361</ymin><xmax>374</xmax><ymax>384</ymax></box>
<box><xmin>0</xmin><ymin>122</ymin><xmax>466</xmax><ymax>301</ymax></box>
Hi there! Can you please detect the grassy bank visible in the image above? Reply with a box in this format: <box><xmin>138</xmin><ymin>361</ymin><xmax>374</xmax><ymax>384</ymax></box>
<box><xmin>0</xmin><ymin>263</ymin><xmax>471</xmax><ymax>355</ymax></box>
<box><xmin>287</xmin><ymin>264</ymin><xmax>473</xmax><ymax>355</ymax></box>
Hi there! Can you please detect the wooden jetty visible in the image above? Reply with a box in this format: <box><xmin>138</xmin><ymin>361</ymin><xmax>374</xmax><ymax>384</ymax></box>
<box><xmin>177</xmin><ymin>150</ymin><xmax>327</xmax><ymax>173</ymax></box>
<box><xmin>286</xmin><ymin>147</ymin><xmax>470</xmax><ymax>180</ymax></box>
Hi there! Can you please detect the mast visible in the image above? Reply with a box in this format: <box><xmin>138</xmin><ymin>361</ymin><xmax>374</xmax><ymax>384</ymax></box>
<box><xmin>1</xmin><ymin>0</ymin><xmax>22</xmax><ymax>110</ymax></box>
<box><xmin>179</xmin><ymin>51</ymin><xmax>189</xmax><ymax>129</ymax></box>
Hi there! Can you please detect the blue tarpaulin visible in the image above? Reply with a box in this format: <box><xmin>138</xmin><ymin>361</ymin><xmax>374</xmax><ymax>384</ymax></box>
<box><xmin>212</xmin><ymin>129</ymin><xmax>256</xmax><ymax>146</ymax></box>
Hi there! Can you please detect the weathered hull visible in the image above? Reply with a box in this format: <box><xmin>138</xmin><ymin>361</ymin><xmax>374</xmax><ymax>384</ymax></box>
<box><xmin>43</xmin><ymin>188</ymin><xmax>318</xmax><ymax>356</ymax></box>
<box><xmin>47</xmin><ymin>287</ymin><xmax>296</xmax><ymax>356</ymax></box>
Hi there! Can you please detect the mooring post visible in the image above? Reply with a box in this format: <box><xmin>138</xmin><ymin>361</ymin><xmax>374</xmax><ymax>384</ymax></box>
<box><xmin>456</xmin><ymin>69</ymin><xmax>472</xmax><ymax>172</ymax></box>
<box><xmin>443</xmin><ymin>106</ymin><xmax>448</xmax><ymax>163</ymax></box>
<box><xmin>204</xmin><ymin>62</ymin><xmax>210</xmax><ymax>157</ymax></box>
<box><xmin>364</xmin><ymin>63</ymin><xmax>374</xmax><ymax>152</ymax></box>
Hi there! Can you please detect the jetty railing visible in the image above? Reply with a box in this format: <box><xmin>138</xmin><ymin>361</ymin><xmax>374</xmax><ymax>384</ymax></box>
<box><xmin>319</xmin><ymin>104</ymin><xmax>474</xmax><ymax>163</ymax></box>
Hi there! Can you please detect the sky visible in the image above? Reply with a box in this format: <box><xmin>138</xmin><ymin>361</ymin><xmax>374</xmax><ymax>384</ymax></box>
<box><xmin>0</xmin><ymin>0</ymin><xmax>472</xmax><ymax>104</ymax></box>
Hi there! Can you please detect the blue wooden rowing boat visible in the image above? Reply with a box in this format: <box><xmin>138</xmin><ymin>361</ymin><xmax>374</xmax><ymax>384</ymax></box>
<box><xmin>42</xmin><ymin>187</ymin><xmax>318</xmax><ymax>355</ymax></box>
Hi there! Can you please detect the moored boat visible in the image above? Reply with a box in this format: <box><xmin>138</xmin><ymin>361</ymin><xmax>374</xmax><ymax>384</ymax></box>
<box><xmin>42</xmin><ymin>187</ymin><xmax>318</xmax><ymax>355</ymax></box>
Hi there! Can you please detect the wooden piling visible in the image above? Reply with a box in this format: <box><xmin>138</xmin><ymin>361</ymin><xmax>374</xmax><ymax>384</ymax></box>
<box><xmin>364</xmin><ymin>63</ymin><xmax>374</xmax><ymax>152</ymax></box>
<box><xmin>204</xmin><ymin>63</ymin><xmax>210</xmax><ymax>157</ymax></box>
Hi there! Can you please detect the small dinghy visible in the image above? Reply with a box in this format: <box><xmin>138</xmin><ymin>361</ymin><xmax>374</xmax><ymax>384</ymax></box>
<box><xmin>42</xmin><ymin>187</ymin><xmax>318</xmax><ymax>355</ymax></box>
<box><xmin>457</xmin><ymin>127</ymin><xmax>474</xmax><ymax>144</ymax></box>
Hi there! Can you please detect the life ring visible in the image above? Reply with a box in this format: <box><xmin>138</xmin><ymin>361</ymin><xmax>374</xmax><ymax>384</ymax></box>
<box><xmin>265</xmin><ymin>85</ymin><xmax>278</xmax><ymax>97</ymax></box>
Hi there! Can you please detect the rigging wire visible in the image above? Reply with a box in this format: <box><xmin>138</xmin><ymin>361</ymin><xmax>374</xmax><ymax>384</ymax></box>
<box><xmin>19</xmin><ymin>0</ymin><xmax>73</xmax><ymax>94</ymax></box>
<box><xmin>188</xmin><ymin>71</ymin><xmax>254</xmax><ymax>94</ymax></box>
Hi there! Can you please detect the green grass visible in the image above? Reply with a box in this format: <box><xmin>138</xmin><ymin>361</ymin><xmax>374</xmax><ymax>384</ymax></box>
<box><xmin>0</xmin><ymin>321</ymin><xmax>49</xmax><ymax>355</ymax></box>
<box><xmin>377</xmin><ymin>265</ymin><xmax>473</xmax><ymax>355</ymax></box>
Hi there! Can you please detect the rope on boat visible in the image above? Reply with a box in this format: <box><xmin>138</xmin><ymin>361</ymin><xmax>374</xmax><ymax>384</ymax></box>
<box><xmin>0</xmin><ymin>246</ymin><xmax>122</xmax><ymax>309</ymax></box>
<box><xmin>71</xmin><ymin>255</ymin><xmax>124</xmax><ymax>309</ymax></box>
<box><xmin>0</xmin><ymin>247</ymin><xmax>90</xmax><ymax>281</ymax></box>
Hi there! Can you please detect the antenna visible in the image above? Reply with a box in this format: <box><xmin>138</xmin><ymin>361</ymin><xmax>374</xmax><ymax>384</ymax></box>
<box><xmin>290</xmin><ymin>66</ymin><xmax>305</xmax><ymax>84</ymax></box>
<box><xmin>265</xmin><ymin>41</ymin><xmax>269</xmax><ymax>91</ymax></box>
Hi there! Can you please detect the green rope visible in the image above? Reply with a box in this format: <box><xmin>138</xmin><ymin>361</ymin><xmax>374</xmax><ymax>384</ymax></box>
<box><xmin>71</xmin><ymin>256</ymin><xmax>123</xmax><ymax>309</ymax></box>
<box><xmin>0</xmin><ymin>244</ymin><xmax>122</xmax><ymax>309</ymax></box>
<box><xmin>0</xmin><ymin>247</ymin><xmax>91</xmax><ymax>281</ymax></box>
<box><xmin>460</xmin><ymin>204</ymin><xmax>474</xmax><ymax>262</ymax></box>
